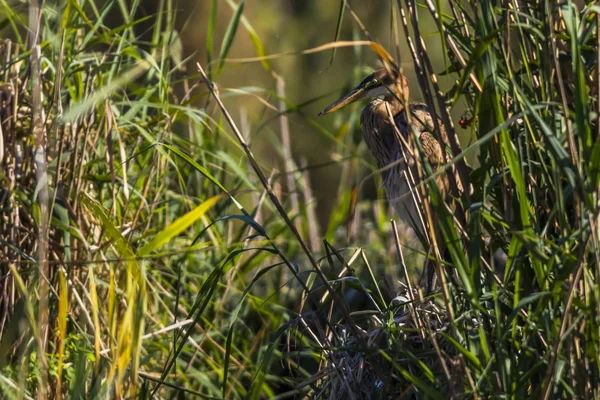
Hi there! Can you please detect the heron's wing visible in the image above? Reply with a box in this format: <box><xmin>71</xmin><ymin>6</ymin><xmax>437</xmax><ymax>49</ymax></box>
<box><xmin>398</xmin><ymin>103</ymin><xmax>465</xmax><ymax>194</ymax></box>
<box><xmin>400</xmin><ymin>103</ymin><xmax>449</xmax><ymax>144</ymax></box>
<box><xmin>393</xmin><ymin>103</ymin><xmax>445</xmax><ymax>165</ymax></box>
<box><xmin>420</xmin><ymin>131</ymin><xmax>445</xmax><ymax>167</ymax></box>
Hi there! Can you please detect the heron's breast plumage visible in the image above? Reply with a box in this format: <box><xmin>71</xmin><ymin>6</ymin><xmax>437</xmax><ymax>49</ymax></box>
<box><xmin>359</xmin><ymin>100</ymin><xmax>453</xmax><ymax>228</ymax></box>
<box><xmin>360</xmin><ymin>99</ymin><xmax>416</xmax><ymax>222</ymax></box>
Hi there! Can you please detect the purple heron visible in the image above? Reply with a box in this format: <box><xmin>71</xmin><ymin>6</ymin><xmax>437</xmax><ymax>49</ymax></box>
<box><xmin>319</xmin><ymin>68</ymin><xmax>462</xmax><ymax>290</ymax></box>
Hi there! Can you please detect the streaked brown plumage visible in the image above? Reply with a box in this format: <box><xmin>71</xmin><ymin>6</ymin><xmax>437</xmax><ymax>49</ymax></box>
<box><xmin>319</xmin><ymin>68</ymin><xmax>460</xmax><ymax>289</ymax></box>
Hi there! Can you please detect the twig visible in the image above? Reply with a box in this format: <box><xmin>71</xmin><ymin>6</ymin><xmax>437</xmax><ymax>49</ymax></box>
<box><xmin>392</xmin><ymin>220</ymin><xmax>425</xmax><ymax>340</ymax></box>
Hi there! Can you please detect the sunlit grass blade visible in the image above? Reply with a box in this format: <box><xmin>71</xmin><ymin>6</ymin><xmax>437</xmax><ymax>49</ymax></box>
<box><xmin>216</xmin><ymin>0</ymin><xmax>246</xmax><ymax>76</ymax></box>
<box><xmin>225</xmin><ymin>0</ymin><xmax>271</xmax><ymax>71</ymax></box>
<box><xmin>207</xmin><ymin>0</ymin><xmax>218</xmax><ymax>78</ymax></box>
<box><xmin>137</xmin><ymin>195</ymin><xmax>221</xmax><ymax>257</ymax></box>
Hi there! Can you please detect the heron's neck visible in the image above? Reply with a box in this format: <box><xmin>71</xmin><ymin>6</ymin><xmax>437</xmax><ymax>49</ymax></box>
<box><xmin>379</xmin><ymin>96</ymin><xmax>405</xmax><ymax>120</ymax></box>
<box><xmin>361</xmin><ymin>98</ymin><xmax>407</xmax><ymax>169</ymax></box>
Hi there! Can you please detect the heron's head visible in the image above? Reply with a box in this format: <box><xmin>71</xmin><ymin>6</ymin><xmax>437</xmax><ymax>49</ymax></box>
<box><xmin>318</xmin><ymin>69</ymin><xmax>408</xmax><ymax>116</ymax></box>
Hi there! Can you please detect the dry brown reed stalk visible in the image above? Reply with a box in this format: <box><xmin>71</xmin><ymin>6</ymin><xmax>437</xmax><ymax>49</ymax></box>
<box><xmin>28</xmin><ymin>0</ymin><xmax>50</xmax><ymax>396</ymax></box>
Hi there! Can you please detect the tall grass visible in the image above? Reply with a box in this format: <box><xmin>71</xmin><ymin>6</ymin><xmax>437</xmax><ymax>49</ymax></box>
<box><xmin>0</xmin><ymin>0</ymin><xmax>599</xmax><ymax>399</ymax></box>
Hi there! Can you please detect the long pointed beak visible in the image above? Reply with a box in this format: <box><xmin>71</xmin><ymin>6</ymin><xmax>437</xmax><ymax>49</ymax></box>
<box><xmin>318</xmin><ymin>84</ymin><xmax>367</xmax><ymax>116</ymax></box>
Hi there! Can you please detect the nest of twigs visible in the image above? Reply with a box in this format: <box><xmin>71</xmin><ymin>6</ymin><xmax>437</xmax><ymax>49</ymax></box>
<box><xmin>300</xmin><ymin>281</ymin><xmax>476</xmax><ymax>399</ymax></box>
